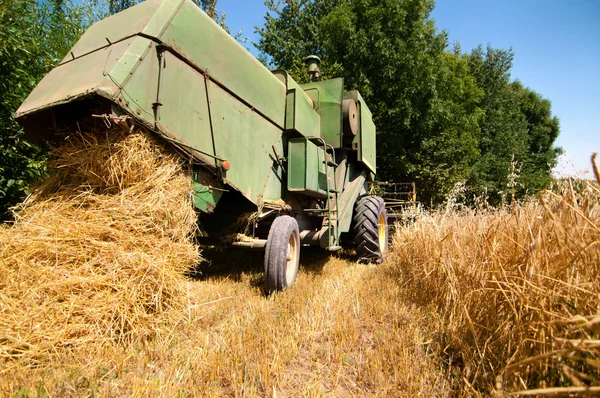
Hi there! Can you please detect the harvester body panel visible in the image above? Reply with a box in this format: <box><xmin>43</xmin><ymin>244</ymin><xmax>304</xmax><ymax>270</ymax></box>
<box><xmin>301</xmin><ymin>78</ymin><xmax>344</xmax><ymax>148</ymax></box>
<box><xmin>15</xmin><ymin>0</ymin><xmax>380</xmax><ymax>251</ymax></box>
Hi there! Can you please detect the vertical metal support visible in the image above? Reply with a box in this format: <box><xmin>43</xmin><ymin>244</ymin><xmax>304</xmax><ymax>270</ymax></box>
<box><xmin>326</xmin><ymin>143</ymin><xmax>340</xmax><ymax>247</ymax></box>
<box><xmin>203</xmin><ymin>73</ymin><xmax>219</xmax><ymax>169</ymax></box>
<box><xmin>303</xmin><ymin>87</ymin><xmax>321</xmax><ymax>110</ymax></box>
<box><xmin>311</xmin><ymin>137</ymin><xmax>338</xmax><ymax>248</ymax></box>
<box><xmin>153</xmin><ymin>44</ymin><xmax>165</xmax><ymax>126</ymax></box>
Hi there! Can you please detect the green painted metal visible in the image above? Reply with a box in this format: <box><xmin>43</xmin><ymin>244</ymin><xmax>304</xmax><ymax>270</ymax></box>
<box><xmin>192</xmin><ymin>183</ymin><xmax>222</xmax><ymax>213</ymax></box>
<box><xmin>273</xmin><ymin>71</ymin><xmax>320</xmax><ymax>138</ymax></box>
<box><xmin>206</xmin><ymin>79</ymin><xmax>284</xmax><ymax>203</ymax></box>
<box><xmin>191</xmin><ymin>170</ymin><xmax>223</xmax><ymax>213</ymax></box>
<box><xmin>288</xmin><ymin>137</ymin><xmax>329</xmax><ymax>199</ymax></box>
<box><xmin>333</xmin><ymin>165</ymin><xmax>369</xmax><ymax>234</ymax></box>
<box><xmin>301</xmin><ymin>78</ymin><xmax>344</xmax><ymax>148</ymax></box>
<box><xmin>344</xmin><ymin>91</ymin><xmax>376</xmax><ymax>173</ymax></box>
<box><xmin>15</xmin><ymin>0</ymin><xmax>380</xmax><ymax>250</ymax></box>
<box><xmin>17</xmin><ymin>0</ymin><xmax>286</xmax><ymax>208</ymax></box>
<box><xmin>15</xmin><ymin>36</ymin><xmax>145</xmax><ymax>118</ymax></box>
<box><xmin>357</xmin><ymin>93</ymin><xmax>377</xmax><ymax>174</ymax></box>
<box><xmin>59</xmin><ymin>0</ymin><xmax>177</xmax><ymax>63</ymax></box>
<box><xmin>158</xmin><ymin>0</ymin><xmax>286</xmax><ymax>127</ymax></box>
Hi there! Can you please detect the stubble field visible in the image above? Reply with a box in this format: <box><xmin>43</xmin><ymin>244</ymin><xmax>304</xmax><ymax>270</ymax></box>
<box><xmin>1</xmin><ymin>127</ymin><xmax>598</xmax><ymax>396</ymax></box>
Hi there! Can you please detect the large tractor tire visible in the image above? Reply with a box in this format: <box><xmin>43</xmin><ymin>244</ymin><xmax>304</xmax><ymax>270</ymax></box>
<box><xmin>264</xmin><ymin>216</ymin><xmax>300</xmax><ymax>294</ymax></box>
<box><xmin>353</xmin><ymin>196</ymin><xmax>389</xmax><ymax>262</ymax></box>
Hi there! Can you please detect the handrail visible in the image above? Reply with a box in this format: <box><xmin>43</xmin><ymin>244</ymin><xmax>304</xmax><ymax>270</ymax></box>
<box><xmin>306</xmin><ymin>136</ymin><xmax>338</xmax><ymax>248</ymax></box>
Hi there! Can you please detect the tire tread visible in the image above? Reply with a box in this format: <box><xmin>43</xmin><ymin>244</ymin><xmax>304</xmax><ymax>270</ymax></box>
<box><xmin>353</xmin><ymin>196</ymin><xmax>388</xmax><ymax>261</ymax></box>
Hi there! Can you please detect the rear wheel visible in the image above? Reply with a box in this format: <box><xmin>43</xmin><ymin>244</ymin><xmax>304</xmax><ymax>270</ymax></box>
<box><xmin>264</xmin><ymin>216</ymin><xmax>300</xmax><ymax>294</ymax></box>
<box><xmin>353</xmin><ymin>196</ymin><xmax>388</xmax><ymax>262</ymax></box>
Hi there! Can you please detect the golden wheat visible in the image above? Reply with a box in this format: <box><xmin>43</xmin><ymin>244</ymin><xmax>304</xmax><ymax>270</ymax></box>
<box><xmin>390</xmin><ymin>173</ymin><xmax>600</xmax><ymax>395</ymax></box>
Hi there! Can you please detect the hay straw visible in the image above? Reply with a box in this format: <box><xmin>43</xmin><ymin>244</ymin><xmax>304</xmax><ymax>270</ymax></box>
<box><xmin>0</xmin><ymin>125</ymin><xmax>448</xmax><ymax>395</ymax></box>
<box><xmin>0</xmin><ymin>126</ymin><xmax>200</xmax><ymax>366</ymax></box>
<box><xmin>390</xmin><ymin>163</ymin><xmax>600</xmax><ymax>394</ymax></box>
<box><xmin>592</xmin><ymin>153</ymin><xmax>599</xmax><ymax>187</ymax></box>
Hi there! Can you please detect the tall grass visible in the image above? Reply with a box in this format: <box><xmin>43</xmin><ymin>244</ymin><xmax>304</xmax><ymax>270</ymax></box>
<box><xmin>390</xmin><ymin>159</ymin><xmax>600</xmax><ymax>395</ymax></box>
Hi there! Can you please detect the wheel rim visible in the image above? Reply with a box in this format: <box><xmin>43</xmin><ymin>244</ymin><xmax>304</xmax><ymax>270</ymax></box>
<box><xmin>285</xmin><ymin>231</ymin><xmax>299</xmax><ymax>286</ymax></box>
<box><xmin>378</xmin><ymin>212</ymin><xmax>386</xmax><ymax>252</ymax></box>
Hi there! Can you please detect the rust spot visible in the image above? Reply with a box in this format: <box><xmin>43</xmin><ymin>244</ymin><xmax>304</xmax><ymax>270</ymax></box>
<box><xmin>168</xmin><ymin>39</ymin><xmax>182</xmax><ymax>54</ymax></box>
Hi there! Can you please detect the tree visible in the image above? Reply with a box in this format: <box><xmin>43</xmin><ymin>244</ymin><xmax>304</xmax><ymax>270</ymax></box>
<box><xmin>258</xmin><ymin>1</ymin><xmax>561</xmax><ymax>206</ymax></box>
<box><xmin>415</xmin><ymin>51</ymin><xmax>483</xmax><ymax>203</ymax></box>
<box><xmin>0</xmin><ymin>0</ymin><xmax>93</xmax><ymax>220</ymax></box>
<box><xmin>200</xmin><ymin>0</ymin><xmax>217</xmax><ymax>19</ymax></box>
<box><xmin>258</xmin><ymin>0</ymin><xmax>482</xmax><ymax>203</ymax></box>
<box><xmin>511</xmin><ymin>81</ymin><xmax>562</xmax><ymax>195</ymax></box>
<box><xmin>258</xmin><ymin>0</ymin><xmax>333</xmax><ymax>79</ymax></box>
<box><xmin>465</xmin><ymin>46</ymin><xmax>561</xmax><ymax>204</ymax></box>
<box><xmin>108</xmin><ymin>0</ymin><xmax>134</xmax><ymax>14</ymax></box>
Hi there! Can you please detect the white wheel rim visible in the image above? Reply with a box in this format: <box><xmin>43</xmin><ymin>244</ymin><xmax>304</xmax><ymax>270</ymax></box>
<box><xmin>285</xmin><ymin>231</ymin><xmax>299</xmax><ymax>285</ymax></box>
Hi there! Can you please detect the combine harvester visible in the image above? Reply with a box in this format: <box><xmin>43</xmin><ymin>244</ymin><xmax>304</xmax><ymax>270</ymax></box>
<box><xmin>15</xmin><ymin>0</ymin><xmax>388</xmax><ymax>293</ymax></box>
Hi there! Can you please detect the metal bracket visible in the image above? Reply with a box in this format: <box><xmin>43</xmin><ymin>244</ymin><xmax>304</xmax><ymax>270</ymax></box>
<box><xmin>272</xmin><ymin>145</ymin><xmax>286</xmax><ymax>173</ymax></box>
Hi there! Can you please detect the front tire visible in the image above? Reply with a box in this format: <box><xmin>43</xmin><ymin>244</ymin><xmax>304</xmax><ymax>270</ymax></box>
<box><xmin>264</xmin><ymin>216</ymin><xmax>300</xmax><ymax>294</ymax></box>
<box><xmin>353</xmin><ymin>196</ymin><xmax>388</xmax><ymax>262</ymax></box>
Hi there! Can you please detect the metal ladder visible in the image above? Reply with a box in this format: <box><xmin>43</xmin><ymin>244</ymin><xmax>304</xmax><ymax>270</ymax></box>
<box><xmin>303</xmin><ymin>137</ymin><xmax>340</xmax><ymax>250</ymax></box>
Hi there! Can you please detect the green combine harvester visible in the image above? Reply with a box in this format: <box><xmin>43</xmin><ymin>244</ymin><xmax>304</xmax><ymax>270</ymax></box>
<box><xmin>15</xmin><ymin>0</ymin><xmax>388</xmax><ymax>293</ymax></box>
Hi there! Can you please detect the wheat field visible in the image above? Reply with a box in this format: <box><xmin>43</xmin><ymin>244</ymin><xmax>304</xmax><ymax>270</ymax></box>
<box><xmin>391</xmin><ymin>171</ymin><xmax>600</xmax><ymax>395</ymax></box>
<box><xmin>0</xmin><ymin>126</ymin><xmax>598</xmax><ymax>396</ymax></box>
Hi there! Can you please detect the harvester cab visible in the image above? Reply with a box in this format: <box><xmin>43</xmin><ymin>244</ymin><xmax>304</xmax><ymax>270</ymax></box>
<box><xmin>14</xmin><ymin>0</ymin><xmax>389</xmax><ymax>294</ymax></box>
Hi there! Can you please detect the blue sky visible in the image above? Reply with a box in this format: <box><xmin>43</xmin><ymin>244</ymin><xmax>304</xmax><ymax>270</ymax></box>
<box><xmin>218</xmin><ymin>0</ymin><xmax>599</xmax><ymax>177</ymax></box>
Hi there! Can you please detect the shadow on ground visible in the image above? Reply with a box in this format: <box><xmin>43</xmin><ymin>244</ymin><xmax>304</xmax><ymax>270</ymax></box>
<box><xmin>188</xmin><ymin>246</ymin><xmax>358</xmax><ymax>285</ymax></box>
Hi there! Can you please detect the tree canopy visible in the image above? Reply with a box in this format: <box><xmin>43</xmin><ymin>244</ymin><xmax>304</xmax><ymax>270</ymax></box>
<box><xmin>0</xmin><ymin>0</ymin><xmax>93</xmax><ymax>219</ymax></box>
<box><xmin>257</xmin><ymin>0</ymin><xmax>562</xmax><ymax>205</ymax></box>
<box><xmin>0</xmin><ymin>0</ymin><xmax>562</xmax><ymax>218</ymax></box>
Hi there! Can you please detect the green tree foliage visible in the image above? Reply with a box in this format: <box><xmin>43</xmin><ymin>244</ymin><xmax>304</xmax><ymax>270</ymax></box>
<box><xmin>109</xmin><ymin>0</ymin><xmax>135</xmax><ymax>14</ymax></box>
<box><xmin>258</xmin><ymin>0</ymin><xmax>483</xmax><ymax>202</ymax></box>
<box><xmin>200</xmin><ymin>0</ymin><xmax>217</xmax><ymax>19</ymax></box>
<box><xmin>465</xmin><ymin>46</ymin><xmax>529</xmax><ymax>203</ymax></box>
<box><xmin>257</xmin><ymin>0</ymin><xmax>561</xmax><ymax>205</ymax></box>
<box><xmin>512</xmin><ymin>80</ymin><xmax>562</xmax><ymax>194</ymax></box>
<box><xmin>0</xmin><ymin>0</ymin><xmax>93</xmax><ymax>219</ymax></box>
<box><xmin>465</xmin><ymin>46</ymin><xmax>562</xmax><ymax>204</ymax></box>
<box><xmin>416</xmin><ymin>51</ymin><xmax>483</xmax><ymax>203</ymax></box>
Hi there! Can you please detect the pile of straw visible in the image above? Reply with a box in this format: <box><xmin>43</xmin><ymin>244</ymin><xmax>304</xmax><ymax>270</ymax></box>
<box><xmin>0</xmin><ymin>126</ymin><xmax>199</xmax><ymax>366</ymax></box>
<box><xmin>391</xmin><ymin>161</ymin><xmax>600</xmax><ymax>395</ymax></box>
